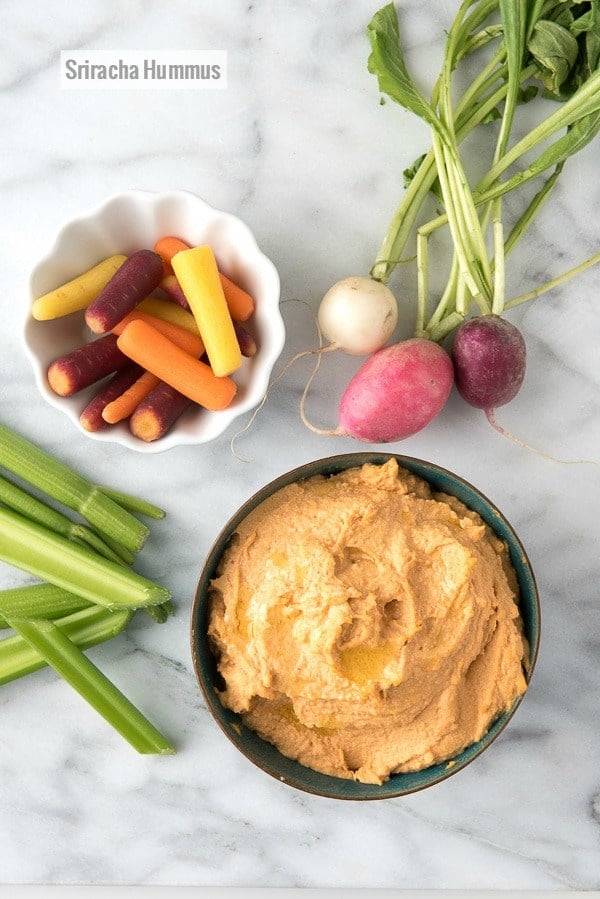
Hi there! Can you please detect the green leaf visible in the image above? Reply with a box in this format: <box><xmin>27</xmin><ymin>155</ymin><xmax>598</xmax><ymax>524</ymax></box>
<box><xmin>403</xmin><ymin>153</ymin><xmax>442</xmax><ymax>202</ymax></box>
<box><xmin>366</xmin><ymin>3</ymin><xmax>442</xmax><ymax>133</ymax></box>
<box><xmin>528</xmin><ymin>18</ymin><xmax>580</xmax><ymax>94</ymax></box>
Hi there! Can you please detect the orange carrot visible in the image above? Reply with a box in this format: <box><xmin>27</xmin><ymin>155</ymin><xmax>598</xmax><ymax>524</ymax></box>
<box><xmin>154</xmin><ymin>237</ymin><xmax>190</xmax><ymax>275</ymax></box>
<box><xmin>116</xmin><ymin>319</ymin><xmax>237</xmax><ymax>411</ymax></box>
<box><xmin>101</xmin><ymin>370</ymin><xmax>161</xmax><ymax>424</ymax></box>
<box><xmin>172</xmin><ymin>246</ymin><xmax>242</xmax><ymax>377</ymax></box>
<box><xmin>112</xmin><ymin>310</ymin><xmax>204</xmax><ymax>357</ymax></box>
<box><xmin>219</xmin><ymin>272</ymin><xmax>255</xmax><ymax>322</ymax></box>
<box><xmin>80</xmin><ymin>365</ymin><xmax>143</xmax><ymax>432</ymax></box>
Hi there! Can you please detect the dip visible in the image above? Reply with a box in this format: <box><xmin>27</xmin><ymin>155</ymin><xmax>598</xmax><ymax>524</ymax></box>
<box><xmin>208</xmin><ymin>459</ymin><xmax>529</xmax><ymax>785</ymax></box>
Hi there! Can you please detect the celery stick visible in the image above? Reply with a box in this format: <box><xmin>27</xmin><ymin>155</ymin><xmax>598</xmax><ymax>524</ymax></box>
<box><xmin>98</xmin><ymin>487</ymin><xmax>166</xmax><ymax>520</ymax></box>
<box><xmin>0</xmin><ymin>506</ymin><xmax>171</xmax><ymax>611</ymax></box>
<box><xmin>0</xmin><ymin>424</ymin><xmax>149</xmax><ymax>553</ymax></box>
<box><xmin>0</xmin><ymin>605</ymin><xmax>131</xmax><ymax>684</ymax></box>
<box><xmin>7</xmin><ymin>617</ymin><xmax>175</xmax><ymax>754</ymax></box>
<box><xmin>0</xmin><ymin>474</ymin><xmax>127</xmax><ymax>564</ymax></box>
<box><xmin>0</xmin><ymin>583</ymin><xmax>90</xmax><ymax>628</ymax></box>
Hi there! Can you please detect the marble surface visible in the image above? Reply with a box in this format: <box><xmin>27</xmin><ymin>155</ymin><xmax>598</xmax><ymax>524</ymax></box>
<box><xmin>1</xmin><ymin>0</ymin><xmax>599</xmax><ymax>890</ymax></box>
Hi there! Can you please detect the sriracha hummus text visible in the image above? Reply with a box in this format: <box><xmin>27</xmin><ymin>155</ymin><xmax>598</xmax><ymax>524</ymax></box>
<box><xmin>208</xmin><ymin>459</ymin><xmax>529</xmax><ymax>785</ymax></box>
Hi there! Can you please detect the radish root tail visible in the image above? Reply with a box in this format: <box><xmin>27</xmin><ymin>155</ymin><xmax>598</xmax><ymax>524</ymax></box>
<box><xmin>486</xmin><ymin>409</ymin><xmax>599</xmax><ymax>467</ymax></box>
<box><xmin>229</xmin><ymin>299</ymin><xmax>337</xmax><ymax>461</ymax></box>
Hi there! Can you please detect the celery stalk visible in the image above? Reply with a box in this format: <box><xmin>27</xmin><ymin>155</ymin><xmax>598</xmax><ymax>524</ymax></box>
<box><xmin>0</xmin><ymin>474</ymin><xmax>128</xmax><ymax>564</ymax></box>
<box><xmin>0</xmin><ymin>605</ymin><xmax>131</xmax><ymax>684</ymax></box>
<box><xmin>98</xmin><ymin>487</ymin><xmax>166</xmax><ymax>520</ymax></box>
<box><xmin>6</xmin><ymin>617</ymin><xmax>174</xmax><ymax>754</ymax></box>
<box><xmin>0</xmin><ymin>506</ymin><xmax>171</xmax><ymax>611</ymax></box>
<box><xmin>0</xmin><ymin>583</ymin><xmax>90</xmax><ymax>628</ymax></box>
<box><xmin>0</xmin><ymin>424</ymin><xmax>149</xmax><ymax>553</ymax></box>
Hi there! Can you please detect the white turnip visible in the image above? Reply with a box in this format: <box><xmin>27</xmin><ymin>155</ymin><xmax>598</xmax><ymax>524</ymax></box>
<box><xmin>317</xmin><ymin>276</ymin><xmax>398</xmax><ymax>356</ymax></box>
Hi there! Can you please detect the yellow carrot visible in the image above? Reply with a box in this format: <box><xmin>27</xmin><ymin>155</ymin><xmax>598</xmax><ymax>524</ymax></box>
<box><xmin>116</xmin><ymin>319</ymin><xmax>237</xmax><ymax>411</ymax></box>
<box><xmin>171</xmin><ymin>246</ymin><xmax>242</xmax><ymax>377</ymax></box>
<box><xmin>32</xmin><ymin>255</ymin><xmax>127</xmax><ymax>321</ymax></box>
<box><xmin>112</xmin><ymin>311</ymin><xmax>205</xmax><ymax>357</ymax></box>
<box><xmin>135</xmin><ymin>297</ymin><xmax>200</xmax><ymax>334</ymax></box>
<box><xmin>102</xmin><ymin>371</ymin><xmax>161</xmax><ymax>424</ymax></box>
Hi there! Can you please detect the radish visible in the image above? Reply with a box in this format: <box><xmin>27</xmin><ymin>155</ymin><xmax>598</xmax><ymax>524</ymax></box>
<box><xmin>317</xmin><ymin>276</ymin><xmax>398</xmax><ymax>355</ymax></box>
<box><xmin>451</xmin><ymin>315</ymin><xmax>526</xmax><ymax>412</ymax></box>
<box><xmin>302</xmin><ymin>338</ymin><xmax>454</xmax><ymax>443</ymax></box>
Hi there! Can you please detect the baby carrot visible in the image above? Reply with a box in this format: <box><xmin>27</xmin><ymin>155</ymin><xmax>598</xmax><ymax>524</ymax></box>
<box><xmin>130</xmin><ymin>383</ymin><xmax>193</xmax><ymax>442</ymax></box>
<box><xmin>32</xmin><ymin>255</ymin><xmax>127</xmax><ymax>321</ymax></box>
<box><xmin>172</xmin><ymin>246</ymin><xmax>242</xmax><ymax>377</ymax></box>
<box><xmin>112</xmin><ymin>311</ymin><xmax>204</xmax><ymax>357</ymax></box>
<box><xmin>154</xmin><ymin>237</ymin><xmax>190</xmax><ymax>275</ymax></box>
<box><xmin>85</xmin><ymin>250</ymin><xmax>164</xmax><ymax>334</ymax></box>
<box><xmin>102</xmin><ymin>371</ymin><xmax>161</xmax><ymax>424</ymax></box>
<box><xmin>116</xmin><ymin>319</ymin><xmax>237</xmax><ymax>411</ymax></box>
<box><xmin>47</xmin><ymin>334</ymin><xmax>129</xmax><ymax>397</ymax></box>
<box><xmin>160</xmin><ymin>274</ymin><xmax>190</xmax><ymax>309</ymax></box>
<box><xmin>80</xmin><ymin>365</ymin><xmax>143</xmax><ymax>431</ymax></box>
<box><xmin>136</xmin><ymin>297</ymin><xmax>200</xmax><ymax>333</ymax></box>
<box><xmin>219</xmin><ymin>272</ymin><xmax>255</xmax><ymax>322</ymax></box>
<box><xmin>156</xmin><ymin>236</ymin><xmax>255</xmax><ymax>321</ymax></box>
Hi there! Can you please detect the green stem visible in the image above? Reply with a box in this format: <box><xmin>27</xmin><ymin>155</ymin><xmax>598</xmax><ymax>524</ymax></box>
<box><xmin>504</xmin><ymin>251</ymin><xmax>600</xmax><ymax>309</ymax></box>
<box><xmin>0</xmin><ymin>425</ymin><xmax>149</xmax><ymax>553</ymax></box>
<box><xmin>7</xmin><ymin>617</ymin><xmax>174</xmax><ymax>754</ymax></box>
<box><xmin>0</xmin><ymin>605</ymin><xmax>132</xmax><ymax>685</ymax></box>
<box><xmin>0</xmin><ymin>584</ymin><xmax>90</xmax><ymax>628</ymax></box>
<box><xmin>0</xmin><ymin>505</ymin><xmax>171</xmax><ymax>612</ymax></box>
<box><xmin>0</xmin><ymin>474</ymin><xmax>126</xmax><ymax>565</ymax></box>
<box><xmin>98</xmin><ymin>487</ymin><xmax>166</xmax><ymax>521</ymax></box>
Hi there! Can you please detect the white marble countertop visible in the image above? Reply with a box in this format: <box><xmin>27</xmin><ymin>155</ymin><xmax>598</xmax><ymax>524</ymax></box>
<box><xmin>1</xmin><ymin>0</ymin><xmax>600</xmax><ymax>890</ymax></box>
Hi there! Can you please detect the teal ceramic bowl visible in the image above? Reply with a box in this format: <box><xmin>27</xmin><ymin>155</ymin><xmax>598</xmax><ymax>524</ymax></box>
<box><xmin>190</xmin><ymin>453</ymin><xmax>540</xmax><ymax>800</ymax></box>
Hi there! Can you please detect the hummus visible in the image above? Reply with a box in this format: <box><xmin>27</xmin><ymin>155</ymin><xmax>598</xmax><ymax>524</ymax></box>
<box><xmin>208</xmin><ymin>459</ymin><xmax>529</xmax><ymax>785</ymax></box>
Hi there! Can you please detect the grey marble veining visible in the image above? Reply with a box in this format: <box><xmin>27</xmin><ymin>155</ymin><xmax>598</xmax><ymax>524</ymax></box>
<box><xmin>1</xmin><ymin>0</ymin><xmax>600</xmax><ymax>889</ymax></box>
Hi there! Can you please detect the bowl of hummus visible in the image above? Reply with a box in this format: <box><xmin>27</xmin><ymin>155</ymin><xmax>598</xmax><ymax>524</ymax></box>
<box><xmin>191</xmin><ymin>454</ymin><xmax>539</xmax><ymax>799</ymax></box>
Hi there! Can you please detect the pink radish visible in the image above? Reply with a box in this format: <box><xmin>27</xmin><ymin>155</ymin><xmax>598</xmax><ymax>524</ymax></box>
<box><xmin>302</xmin><ymin>338</ymin><xmax>454</xmax><ymax>442</ymax></box>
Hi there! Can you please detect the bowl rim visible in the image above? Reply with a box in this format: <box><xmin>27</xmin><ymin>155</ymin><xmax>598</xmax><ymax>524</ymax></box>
<box><xmin>22</xmin><ymin>188</ymin><xmax>285</xmax><ymax>453</ymax></box>
<box><xmin>190</xmin><ymin>451</ymin><xmax>541</xmax><ymax>800</ymax></box>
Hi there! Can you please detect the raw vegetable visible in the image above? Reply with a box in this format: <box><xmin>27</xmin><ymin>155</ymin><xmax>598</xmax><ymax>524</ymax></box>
<box><xmin>79</xmin><ymin>365</ymin><xmax>143</xmax><ymax>432</ymax></box>
<box><xmin>0</xmin><ymin>605</ymin><xmax>131</xmax><ymax>685</ymax></box>
<box><xmin>117</xmin><ymin>319</ymin><xmax>237</xmax><ymax>411</ymax></box>
<box><xmin>234</xmin><ymin>321</ymin><xmax>257</xmax><ymax>358</ymax></box>
<box><xmin>306</xmin><ymin>339</ymin><xmax>454</xmax><ymax>442</ymax></box>
<box><xmin>112</xmin><ymin>310</ymin><xmax>205</xmax><ymax>357</ymax></box>
<box><xmin>130</xmin><ymin>382</ymin><xmax>194</xmax><ymax>442</ymax></box>
<box><xmin>0</xmin><ymin>584</ymin><xmax>90</xmax><ymax>629</ymax></box>
<box><xmin>219</xmin><ymin>271</ymin><xmax>256</xmax><ymax>322</ymax></box>
<box><xmin>101</xmin><ymin>370</ymin><xmax>161</xmax><ymax>425</ymax></box>
<box><xmin>47</xmin><ymin>333</ymin><xmax>129</xmax><ymax>397</ymax></box>
<box><xmin>160</xmin><ymin>273</ymin><xmax>190</xmax><ymax>309</ymax></box>
<box><xmin>155</xmin><ymin>236</ymin><xmax>256</xmax><ymax>321</ymax></box>
<box><xmin>451</xmin><ymin>315</ymin><xmax>526</xmax><ymax>415</ymax></box>
<box><xmin>31</xmin><ymin>255</ymin><xmax>127</xmax><ymax>321</ymax></box>
<box><xmin>154</xmin><ymin>236</ymin><xmax>190</xmax><ymax>273</ymax></box>
<box><xmin>317</xmin><ymin>276</ymin><xmax>398</xmax><ymax>355</ymax></box>
<box><xmin>0</xmin><ymin>505</ymin><xmax>170</xmax><ymax>612</ymax></box>
<box><xmin>0</xmin><ymin>472</ymin><xmax>126</xmax><ymax>564</ymax></box>
<box><xmin>0</xmin><ymin>424</ymin><xmax>173</xmax><ymax>751</ymax></box>
<box><xmin>136</xmin><ymin>296</ymin><xmax>201</xmax><ymax>333</ymax></box>
<box><xmin>171</xmin><ymin>246</ymin><xmax>243</xmax><ymax>376</ymax></box>
<box><xmin>0</xmin><ymin>424</ymin><xmax>150</xmax><ymax>553</ymax></box>
<box><xmin>358</xmin><ymin>1</ymin><xmax>600</xmax><ymax>439</ymax></box>
<box><xmin>85</xmin><ymin>249</ymin><xmax>164</xmax><ymax>334</ymax></box>
<box><xmin>7</xmin><ymin>617</ymin><xmax>174</xmax><ymax>754</ymax></box>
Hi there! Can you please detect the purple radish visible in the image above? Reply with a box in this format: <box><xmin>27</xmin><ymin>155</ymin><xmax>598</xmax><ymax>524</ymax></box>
<box><xmin>334</xmin><ymin>338</ymin><xmax>454</xmax><ymax>442</ymax></box>
<box><xmin>451</xmin><ymin>316</ymin><xmax>526</xmax><ymax>417</ymax></box>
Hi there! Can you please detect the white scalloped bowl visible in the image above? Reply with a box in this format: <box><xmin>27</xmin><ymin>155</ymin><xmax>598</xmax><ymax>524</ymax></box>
<box><xmin>23</xmin><ymin>190</ymin><xmax>284</xmax><ymax>453</ymax></box>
